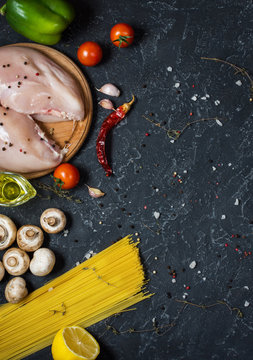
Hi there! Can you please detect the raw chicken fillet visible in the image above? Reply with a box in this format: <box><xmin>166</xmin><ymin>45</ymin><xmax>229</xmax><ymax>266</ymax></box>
<box><xmin>0</xmin><ymin>106</ymin><xmax>63</xmax><ymax>173</ymax></box>
<box><xmin>0</xmin><ymin>46</ymin><xmax>84</xmax><ymax>122</ymax></box>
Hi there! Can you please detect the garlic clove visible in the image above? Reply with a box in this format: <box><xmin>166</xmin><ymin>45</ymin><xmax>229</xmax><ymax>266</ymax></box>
<box><xmin>96</xmin><ymin>83</ymin><xmax>120</xmax><ymax>97</ymax></box>
<box><xmin>86</xmin><ymin>185</ymin><xmax>105</xmax><ymax>198</ymax></box>
<box><xmin>99</xmin><ymin>99</ymin><xmax>115</xmax><ymax>110</ymax></box>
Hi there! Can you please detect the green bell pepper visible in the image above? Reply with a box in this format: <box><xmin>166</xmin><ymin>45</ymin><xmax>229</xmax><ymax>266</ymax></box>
<box><xmin>0</xmin><ymin>0</ymin><xmax>75</xmax><ymax>45</ymax></box>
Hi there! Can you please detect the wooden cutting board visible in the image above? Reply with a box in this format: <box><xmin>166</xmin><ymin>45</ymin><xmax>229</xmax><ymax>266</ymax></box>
<box><xmin>6</xmin><ymin>43</ymin><xmax>93</xmax><ymax>179</ymax></box>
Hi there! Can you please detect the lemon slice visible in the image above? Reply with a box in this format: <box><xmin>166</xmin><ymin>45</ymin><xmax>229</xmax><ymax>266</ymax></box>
<box><xmin>51</xmin><ymin>326</ymin><xmax>100</xmax><ymax>360</ymax></box>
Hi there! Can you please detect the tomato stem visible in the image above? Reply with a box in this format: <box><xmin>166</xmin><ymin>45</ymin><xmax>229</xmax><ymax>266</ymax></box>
<box><xmin>50</xmin><ymin>175</ymin><xmax>65</xmax><ymax>191</ymax></box>
<box><xmin>113</xmin><ymin>35</ymin><xmax>133</xmax><ymax>48</ymax></box>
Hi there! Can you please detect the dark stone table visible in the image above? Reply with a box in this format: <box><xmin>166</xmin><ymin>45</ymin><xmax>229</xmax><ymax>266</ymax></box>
<box><xmin>0</xmin><ymin>0</ymin><xmax>252</xmax><ymax>359</ymax></box>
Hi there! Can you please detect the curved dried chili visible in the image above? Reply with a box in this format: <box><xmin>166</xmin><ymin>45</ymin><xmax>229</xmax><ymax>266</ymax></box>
<box><xmin>96</xmin><ymin>95</ymin><xmax>135</xmax><ymax>176</ymax></box>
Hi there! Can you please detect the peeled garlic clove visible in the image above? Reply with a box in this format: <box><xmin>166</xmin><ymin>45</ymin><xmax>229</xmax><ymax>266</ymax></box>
<box><xmin>86</xmin><ymin>185</ymin><xmax>105</xmax><ymax>198</ymax></box>
<box><xmin>99</xmin><ymin>99</ymin><xmax>114</xmax><ymax>110</ymax></box>
<box><xmin>96</xmin><ymin>83</ymin><xmax>120</xmax><ymax>97</ymax></box>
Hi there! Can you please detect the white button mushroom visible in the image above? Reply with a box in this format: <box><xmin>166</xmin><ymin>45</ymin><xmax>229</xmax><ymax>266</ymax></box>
<box><xmin>40</xmin><ymin>208</ymin><xmax>66</xmax><ymax>234</ymax></box>
<box><xmin>0</xmin><ymin>261</ymin><xmax>5</xmax><ymax>281</ymax></box>
<box><xmin>3</xmin><ymin>248</ymin><xmax>30</xmax><ymax>275</ymax></box>
<box><xmin>17</xmin><ymin>225</ymin><xmax>44</xmax><ymax>252</ymax></box>
<box><xmin>5</xmin><ymin>277</ymin><xmax>28</xmax><ymax>303</ymax></box>
<box><xmin>30</xmin><ymin>248</ymin><xmax>56</xmax><ymax>276</ymax></box>
<box><xmin>0</xmin><ymin>214</ymin><xmax>17</xmax><ymax>250</ymax></box>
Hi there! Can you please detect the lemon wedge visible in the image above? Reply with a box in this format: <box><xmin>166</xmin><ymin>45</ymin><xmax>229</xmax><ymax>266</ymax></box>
<box><xmin>51</xmin><ymin>326</ymin><xmax>100</xmax><ymax>360</ymax></box>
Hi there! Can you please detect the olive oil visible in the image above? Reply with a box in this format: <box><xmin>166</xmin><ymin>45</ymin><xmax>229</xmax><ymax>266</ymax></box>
<box><xmin>0</xmin><ymin>172</ymin><xmax>36</xmax><ymax>206</ymax></box>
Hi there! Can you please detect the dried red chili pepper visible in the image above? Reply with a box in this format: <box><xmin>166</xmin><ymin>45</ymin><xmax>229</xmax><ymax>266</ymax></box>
<box><xmin>96</xmin><ymin>95</ymin><xmax>135</xmax><ymax>176</ymax></box>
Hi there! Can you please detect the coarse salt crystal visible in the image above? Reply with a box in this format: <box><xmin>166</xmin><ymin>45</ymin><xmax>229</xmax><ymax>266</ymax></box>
<box><xmin>191</xmin><ymin>95</ymin><xmax>198</xmax><ymax>101</ymax></box>
<box><xmin>216</xmin><ymin>119</ymin><xmax>223</xmax><ymax>126</ymax></box>
<box><xmin>234</xmin><ymin>198</ymin><xmax>239</xmax><ymax>206</ymax></box>
<box><xmin>228</xmin><ymin>163</ymin><xmax>232</xmax><ymax>166</ymax></box>
<box><xmin>201</xmin><ymin>96</ymin><xmax>207</xmax><ymax>100</ymax></box>
<box><xmin>155</xmin><ymin>188</ymin><xmax>159</xmax><ymax>192</ymax></box>
<box><xmin>154</xmin><ymin>211</ymin><xmax>160</xmax><ymax>219</ymax></box>
<box><xmin>235</xmin><ymin>80</ymin><xmax>242</xmax><ymax>86</ymax></box>
<box><xmin>172</xmin><ymin>278</ymin><xmax>176</xmax><ymax>283</ymax></box>
<box><xmin>167</xmin><ymin>66</ymin><xmax>173</xmax><ymax>72</ymax></box>
<box><xmin>48</xmin><ymin>287</ymin><xmax>54</xmax><ymax>292</ymax></box>
<box><xmin>174</xmin><ymin>82</ymin><xmax>180</xmax><ymax>88</ymax></box>
<box><xmin>244</xmin><ymin>286</ymin><xmax>249</xmax><ymax>290</ymax></box>
<box><xmin>63</xmin><ymin>229</ymin><xmax>69</xmax><ymax>237</ymax></box>
<box><xmin>212</xmin><ymin>166</ymin><xmax>216</xmax><ymax>171</ymax></box>
<box><xmin>84</xmin><ymin>250</ymin><xmax>95</xmax><ymax>260</ymax></box>
<box><xmin>75</xmin><ymin>261</ymin><xmax>80</xmax><ymax>266</ymax></box>
<box><xmin>205</xmin><ymin>94</ymin><xmax>210</xmax><ymax>98</ymax></box>
<box><xmin>189</xmin><ymin>261</ymin><xmax>197</xmax><ymax>269</ymax></box>
<box><xmin>170</xmin><ymin>139</ymin><xmax>175</xmax><ymax>143</ymax></box>
<box><xmin>203</xmin><ymin>277</ymin><xmax>206</xmax><ymax>281</ymax></box>
<box><xmin>221</xmin><ymin>215</ymin><xmax>226</xmax><ymax>220</ymax></box>
<box><xmin>214</xmin><ymin>100</ymin><xmax>220</xmax><ymax>106</ymax></box>
<box><xmin>197</xmin><ymin>270</ymin><xmax>201</xmax><ymax>274</ymax></box>
<box><xmin>244</xmin><ymin>301</ymin><xmax>250</xmax><ymax>307</ymax></box>
<box><xmin>182</xmin><ymin>203</ymin><xmax>185</xmax><ymax>207</ymax></box>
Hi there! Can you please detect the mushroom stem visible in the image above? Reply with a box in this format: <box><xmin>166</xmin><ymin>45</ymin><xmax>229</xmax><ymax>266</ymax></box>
<box><xmin>25</xmin><ymin>229</ymin><xmax>36</xmax><ymax>238</ymax></box>
<box><xmin>7</xmin><ymin>256</ymin><xmax>17</xmax><ymax>267</ymax></box>
<box><xmin>46</xmin><ymin>217</ymin><xmax>56</xmax><ymax>226</ymax></box>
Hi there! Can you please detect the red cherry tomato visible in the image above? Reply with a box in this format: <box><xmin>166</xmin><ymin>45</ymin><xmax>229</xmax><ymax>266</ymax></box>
<box><xmin>77</xmin><ymin>41</ymin><xmax>103</xmax><ymax>66</ymax></box>
<box><xmin>53</xmin><ymin>163</ymin><xmax>80</xmax><ymax>190</ymax></box>
<box><xmin>110</xmin><ymin>23</ymin><xmax>134</xmax><ymax>48</ymax></box>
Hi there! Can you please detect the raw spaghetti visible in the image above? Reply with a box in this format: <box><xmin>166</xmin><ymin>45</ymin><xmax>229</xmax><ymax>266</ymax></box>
<box><xmin>0</xmin><ymin>235</ymin><xmax>152</xmax><ymax>360</ymax></box>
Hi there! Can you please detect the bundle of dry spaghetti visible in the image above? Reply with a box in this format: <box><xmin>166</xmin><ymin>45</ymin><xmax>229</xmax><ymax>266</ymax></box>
<box><xmin>0</xmin><ymin>235</ymin><xmax>152</xmax><ymax>360</ymax></box>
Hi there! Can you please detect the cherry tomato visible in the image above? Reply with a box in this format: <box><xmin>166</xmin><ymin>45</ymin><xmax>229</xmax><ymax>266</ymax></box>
<box><xmin>53</xmin><ymin>163</ymin><xmax>80</xmax><ymax>190</ymax></box>
<box><xmin>77</xmin><ymin>41</ymin><xmax>103</xmax><ymax>66</ymax></box>
<box><xmin>110</xmin><ymin>23</ymin><xmax>134</xmax><ymax>48</ymax></box>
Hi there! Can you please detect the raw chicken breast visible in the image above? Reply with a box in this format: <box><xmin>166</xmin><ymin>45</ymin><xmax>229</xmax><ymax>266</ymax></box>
<box><xmin>0</xmin><ymin>46</ymin><xmax>84</xmax><ymax>122</ymax></box>
<box><xmin>0</xmin><ymin>106</ymin><xmax>63</xmax><ymax>173</ymax></box>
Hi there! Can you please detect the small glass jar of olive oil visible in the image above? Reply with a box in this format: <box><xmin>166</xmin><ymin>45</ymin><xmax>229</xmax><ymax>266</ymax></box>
<box><xmin>0</xmin><ymin>172</ymin><xmax>36</xmax><ymax>206</ymax></box>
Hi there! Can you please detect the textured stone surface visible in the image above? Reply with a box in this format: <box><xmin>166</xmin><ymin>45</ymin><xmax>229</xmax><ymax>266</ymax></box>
<box><xmin>0</xmin><ymin>0</ymin><xmax>253</xmax><ymax>359</ymax></box>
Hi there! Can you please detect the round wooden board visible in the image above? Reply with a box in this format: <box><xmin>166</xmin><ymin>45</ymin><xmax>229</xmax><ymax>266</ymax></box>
<box><xmin>4</xmin><ymin>43</ymin><xmax>93</xmax><ymax>179</ymax></box>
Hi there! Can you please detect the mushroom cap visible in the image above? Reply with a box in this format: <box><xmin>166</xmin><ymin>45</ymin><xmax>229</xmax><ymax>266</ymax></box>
<box><xmin>5</xmin><ymin>277</ymin><xmax>28</xmax><ymax>304</ymax></box>
<box><xmin>30</xmin><ymin>248</ymin><xmax>56</xmax><ymax>276</ymax></box>
<box><xmin>3</xmin><ymin>248</ymin><xmax>30</xmax><ymax>275</ymax></box>
<box><xmin>0</xmin><ymin>214</ymin><xmax>17</xmax><ymax>250</ymax></box>
<box><xmin>17</xmin><ymin>225</ymin><xmax>44</xmax><ymax>252</ymax></box>
<box><xmin>40</xmin><ymin>208</ymin><xmax>66</xmax><ymax>234</ymax></box>
<box><xmin>0</xmin><ymin>261</ymin><xmax>5</xmax><ymax>281</ymax></box>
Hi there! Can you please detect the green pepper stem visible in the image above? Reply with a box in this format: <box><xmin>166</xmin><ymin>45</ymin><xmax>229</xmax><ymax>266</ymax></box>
<box><xmin>0</xmin><ymin>4</ymin><xmax>6</xmax><ymax>16</ymax></box>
